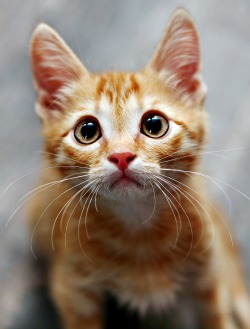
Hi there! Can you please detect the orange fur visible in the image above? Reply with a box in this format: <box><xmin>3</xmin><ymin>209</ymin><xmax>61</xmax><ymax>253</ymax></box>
<box><xmin>28</xmin><ymin>9</ymin><xmax>250</xmax><ymax>329</ymax></box>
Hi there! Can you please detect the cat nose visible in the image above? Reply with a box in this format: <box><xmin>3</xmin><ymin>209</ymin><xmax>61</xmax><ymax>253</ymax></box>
<box><xmin>108</xmin><ymin>152</ymin><xmax>136</xmax><ymax>171</ymax></box>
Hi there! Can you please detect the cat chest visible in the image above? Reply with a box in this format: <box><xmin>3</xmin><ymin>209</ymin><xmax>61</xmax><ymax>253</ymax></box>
<box><xmin>69</xmin><ymin>225</ymin><xmax>199</xmax><ymax>313</ymax></box>
<box><xmin>69</xmin><ymin>240</ymin><xmax>199</xmax><ymax>314</ymax></box>
<box><xmin>102</xmin><ymin>257</ymin><xmax>184</xmax><ymax>314</ymax></box>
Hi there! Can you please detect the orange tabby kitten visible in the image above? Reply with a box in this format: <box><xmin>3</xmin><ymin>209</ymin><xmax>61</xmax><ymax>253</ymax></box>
<box><xmin>28</xmin><ymin>9</ymin><xmax>250</xmax><ymax>329</ymax></box>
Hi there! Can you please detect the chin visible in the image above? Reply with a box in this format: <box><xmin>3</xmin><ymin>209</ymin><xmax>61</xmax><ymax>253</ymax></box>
<box><xmin>99</xmin><ymin>178</ymin><xmax>150</xmax><ymax>202</ymax></box>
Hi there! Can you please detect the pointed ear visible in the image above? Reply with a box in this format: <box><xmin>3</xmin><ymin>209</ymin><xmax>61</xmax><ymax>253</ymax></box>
<box><xmin>30</xmin><ymin>23</ymin><xmax>87</xmax><ymax>120</ymax></box>
<box><xmin>148</xmin><ymin>9</ymin><xmax>206</xmax><ymax>105</ymax></box>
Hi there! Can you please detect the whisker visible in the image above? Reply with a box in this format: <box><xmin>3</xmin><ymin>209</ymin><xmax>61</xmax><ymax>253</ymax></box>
<box><xmin>154</xmin><ymin>177</ymin><xmax>198</xmax><ymax>258</ymax></box>
<box><xmin>154</xmin><ymin>178</ymin><xmax>196</xmax><ymax>255</ymax></box>
<box><xmin>6</xmin><ymin>173</ymin><xmax>90</xmax><ymax>227</ymax></box>
<box><xmin>94</xmin><ymin>185</ymin><xmax>100</xmax><ymax>213</ymax></box>
<box><xmin>19</xmin><ymin>172</ymin><xmax>89</xmax><ymax>203</ymax></box>
<box><xmin>78</xmin><ymin>186</ymin><xmax>98</xmax><ymax>241</ymax></box>
<box><xmin>142</xmin><ymin>179</ymin><xmax>157</xmax><ymax>224</ymax></box>
<box><xmin>157</xmin><ymin>174</ymin><xmax>204</xmax><ymax>245</ymax></box>
<box><xmin>162</xmin><ymin>174</ymin><xmax>233</xmax><ymax>247</ymax></box>
<box><xmin>163</xmin><ymin>168</ymin><xmax>250</xmax><ymax>201</ymax></box>
<box><xmin>36</xmin><ymin>150</ymin><xmax>89</xmax><ymax>167</ymax></box>
<box><xmin>51</xmin><ymin>180</ymin><xmax>97</xmax><ymax>251</ymax></box>
<box><xmin>76</xmin><ymin>184</ymin><xmax>101</xmax><ymax>263</ymax></box>
<box><xmin>81</xmin><ymin>184</ymin><xmax>97</xmax><ymax>229</ymax></box>
<box><xmin>59</xmin><ymin>183</ymin><xmax>89</xmax><ymax>238</ymax></box>
<box><xmin>59</xmin><ymin>178</ymin><xmax>99</xmax><ymax>232</ymax></box>
<box><xmin>84</xmin><ymin>183</ymin><xmax>101</xmax><ymax>239</ymax></box>
<box><xmin>160</xmin><ymin>143</ymin><xmax>200</xmax><ymax>161</ymax></box>
<box><xmin>153</xmin><ymin>180</ymin><xmax>181</xmax><ymax>249</ymax></box>
<box><xmin>156</xmin><ymin>174</ymin><xmax>215</xmax><ymax>254</ymax></box>
<box><xmin>160</xmin><ymin>168</ymin><xmax>244</xmax><ymax>212</ymax></box>
<box><xmin>160</xmin><ymin>147</ymin><xmax>244</xmax><ymax>165</ymax></box>
<box><xmin>64</xmin><ymin>180</ymin><xmax>98</xmax><ymax>250</ymax></box>
<box><xmin>30</xmin><ymin>179</ymin><xmax>88</xmax><ymax>259</ymax></box>
<box><xmin>3</xmin><ymin>164</ymin><xmax>88</xmax><ymax>195</ymax></box>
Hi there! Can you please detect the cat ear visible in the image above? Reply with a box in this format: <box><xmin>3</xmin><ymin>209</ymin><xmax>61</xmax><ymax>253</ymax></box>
<box><xmin>148</xmin><ymin>9</ymin><xmax>206</xmax><ymax>105</ymax></box>
<box><xmin>30</xmin><ymin>23</ymin><xmax>87</xmax><ymax>120</ymax></box>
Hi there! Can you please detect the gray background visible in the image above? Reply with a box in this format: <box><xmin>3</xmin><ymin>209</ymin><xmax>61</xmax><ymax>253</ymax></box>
<box><xmin>0</xmin><ymin>0</ymin><xmax>250</xmax><ymax>328</ymax></box>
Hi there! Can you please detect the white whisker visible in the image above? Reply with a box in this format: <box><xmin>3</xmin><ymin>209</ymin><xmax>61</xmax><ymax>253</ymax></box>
<box><xmin>163</xmin><ymin>168</ymin><xmax>250</xmax><ymax>200</ymax></box>
<box><xmin>163</xmin><ymin>174</ymin><xmax>233</xmax><ymax>247</ymax></box>
<box><xmin>84</xmin><ymin>184</ymin><xmax>101</xmax><ymax>239</ymax></box>
<box><xmin>160</xmin><ymin>168</ymin><xmax>250</xmax><ymax>212</ymax></box>
<box><xmin>142</xmin><ymin>179</ymin><xmax>157</xmax><ymax>224</ymax></box>
<box><xmin>51</xmin><ymin>180</ymin><xmax>98</xmax><ymax>251</ymax></box>
<box><xmin>57</xmin><ymin>183</ymin><xmax>89</xmax><ymax>245</ymax></box>
<box><xmin>160</xmin><ymin>147</ymin><xmax>244</xmax><ymax>165</ymax></box>
<box><xmin>154</xmin><ymin>178</ymin><xmax>195</xmax><ymax>256</ymax></box>
<box><xmin>3</xmin><ymin>164</ymin><xmax>87</xmax><ymax>195</ymax></box>
<box><xmin>153</xmin><ymin>180</ymin><xmax>181</xmax><ymax>249</ymax></box>
<box><xmin>36</xmin><ymin>150</ymin><xmax>89</xmax><ymax>167</ymax></box>
<box><xmin>64</xmin><ymin>180</ymin><xmax>98</xmax><ymax>252</ymax></box>
<box><xmin>157</xmin><ymin>174</ymin><xmax>214</xmax><ymax>253</ymax></box>
<box><xmin>19</xmin><ymin>173</ymin><xmax>89</xmax><ymax>203</ymax></box>
<box><xmin>30</xmin><ymin>179</ymin><xmax>88</xmax><ymax>259</ymax></box>
<box><xmin>6</xmin><ymin>173</ymin><xmax>89</xmax><ymax>228</ymax></box>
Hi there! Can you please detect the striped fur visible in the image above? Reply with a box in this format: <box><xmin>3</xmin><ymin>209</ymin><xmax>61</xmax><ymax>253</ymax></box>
<box><xmin>28</xmin><ymin>9</ymin><xmax>250</xmax><ymax>329</ymax></box>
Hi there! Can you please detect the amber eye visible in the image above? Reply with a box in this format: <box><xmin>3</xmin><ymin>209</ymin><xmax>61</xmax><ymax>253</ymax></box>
<box><xmin>141</xmin><ymin>113</ymin><xmax>169</xmax><ymax>138</ymax></box>
<box><xmin>74</xmin><ymin>119</ymin><xmax>101</xmax><ymax>144</ymax></box>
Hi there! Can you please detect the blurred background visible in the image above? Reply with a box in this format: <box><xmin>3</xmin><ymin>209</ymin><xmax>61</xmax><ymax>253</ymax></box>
<box><xmin>0</xmin><ymin>0</ymin><xmax>250</xmax><ymax>328</ymax></box>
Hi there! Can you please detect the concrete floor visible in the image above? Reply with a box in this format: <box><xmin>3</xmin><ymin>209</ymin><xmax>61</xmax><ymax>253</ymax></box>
<box><xmin>1</xmin><ymin>0</ymin><xmax>250</xmax><ymax>328</ymax></box>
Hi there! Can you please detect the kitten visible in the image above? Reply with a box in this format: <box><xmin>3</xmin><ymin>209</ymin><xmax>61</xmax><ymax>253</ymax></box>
<box><xmin>28</xmin><ymin>8</ymin><xmax>250</xmax><ymax>329</ymax></box>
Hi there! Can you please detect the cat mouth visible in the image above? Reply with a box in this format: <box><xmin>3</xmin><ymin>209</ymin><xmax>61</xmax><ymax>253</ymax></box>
<box><xmin>110</xmin><ymin>172</ymin><xmax>142</xmax><ymax>189</ymax></box>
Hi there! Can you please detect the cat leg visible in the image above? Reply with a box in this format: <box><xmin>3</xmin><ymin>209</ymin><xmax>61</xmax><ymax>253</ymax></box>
<box><xmin>51</xmin><ymin>265</ymin><xmax>103</xmax><ymax>329</ymax></box>
<box><xmin>230</xmin><ymin>279</ymin><xmax>250</xmax><ymax>329</ymax></box>
<box><xmin>196</xmin><ymin>280</ymin><xmax>238</xmax><ymax>329</ymax></box>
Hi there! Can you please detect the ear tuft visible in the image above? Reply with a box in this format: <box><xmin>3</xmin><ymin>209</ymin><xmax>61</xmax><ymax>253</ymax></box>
<box><xmin>30</xmin><ymin>23</ymin><xmax>86</xmax><ymax>118</ymax></box>
<box><xmin>149</xmin><ymin>9</ymin><xmax>206</xmax><ymax>105</ymax></box>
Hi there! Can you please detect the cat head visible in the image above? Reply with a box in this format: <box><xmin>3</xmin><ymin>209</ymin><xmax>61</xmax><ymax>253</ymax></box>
<box><xmin>30</xmin><ymin>9</ymin><xmax>207</xmax><ymax>202</ymax></box>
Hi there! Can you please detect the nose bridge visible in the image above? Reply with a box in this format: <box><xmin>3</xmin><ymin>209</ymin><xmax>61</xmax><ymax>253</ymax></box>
<box><xmin>108</xmin><ymin>132</ymin><xmax>136</xmax><ymax>155</ymax></box>
<box><xmin>107</xmin><ymin>99</ymin><xmax>137</xmax><ymax>154</ymax></box>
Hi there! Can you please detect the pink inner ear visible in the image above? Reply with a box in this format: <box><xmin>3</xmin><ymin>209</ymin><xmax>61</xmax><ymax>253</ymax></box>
<box><xmin>177</xmin><ymin>63</ymin><xmax>200</xmax><ymax>94</ymax></box>
<box><xmin>32</xmin><ymin>38</ymin><xmax>70</xmax><ymax>98</ymax></box>
<box><xmin>31</xmin><ymin>32</ymin><xmax>81</xmax><ymax>110</ymax></box>
<box><xmin>33</xmin><ymin>60</ymin><xmax>65</xmax><ymax>110</ymax></box>
<box><xmin>35</xmin><ymin>69</ymin><xmax>63</xmax><ymax>96</ymax></box>
<box><xmin>152</xmin><ymin>14</ymin><xmax>202</xmax><ymax>97</ymax></box>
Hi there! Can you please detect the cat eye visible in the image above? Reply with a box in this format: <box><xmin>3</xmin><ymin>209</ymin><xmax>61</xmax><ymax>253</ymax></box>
<box><xmin>141</xmin><ymin>113</ymin><xmax>169</xmax><ymax>138</ymax></box>
<box><xmin>74</xmin><ymin>119</ymin><xmax>101</xmax><ymax>144</ymax></box>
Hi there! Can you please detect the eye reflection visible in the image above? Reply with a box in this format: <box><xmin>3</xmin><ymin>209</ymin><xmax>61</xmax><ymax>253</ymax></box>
<box><xmin>74</xmin><ymin>119</ymin><xmax>101</xmax><ymax>144</ymax></box>
<box><xmin>141</xmin><ymin>113</ymin><xmax>169</xmax><ymax>138</ymax></box>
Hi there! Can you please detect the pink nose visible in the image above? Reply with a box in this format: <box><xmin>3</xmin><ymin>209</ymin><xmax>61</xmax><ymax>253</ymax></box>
<box><xmin>108</xmin><ymin>152</ymin><xmax>136</xmax><ymax>171</ymax></box>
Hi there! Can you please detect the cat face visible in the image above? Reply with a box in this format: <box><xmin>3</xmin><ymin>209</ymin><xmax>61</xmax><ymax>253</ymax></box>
<box><xmin>30</xmin><ymin>9</ymin><xmax>207</xmax><ymax>201</ymax></box>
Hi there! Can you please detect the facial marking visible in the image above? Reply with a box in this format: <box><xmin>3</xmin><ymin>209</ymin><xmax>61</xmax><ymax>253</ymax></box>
<box><xmin>48</xmin><ymin>69</ymin><xmax>206</xmax><ymax>203</ymax></box>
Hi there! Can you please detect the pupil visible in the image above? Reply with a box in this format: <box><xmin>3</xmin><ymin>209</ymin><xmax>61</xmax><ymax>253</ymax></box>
<box><xmin>80</xmin><ymin>122</ymin><xmax>97</xmax><ymax>139</ymax></box>
<box><xmin>146</xmin><ymin>116</ymin><xmax>162</xmax><ymax>134</ymax></box>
